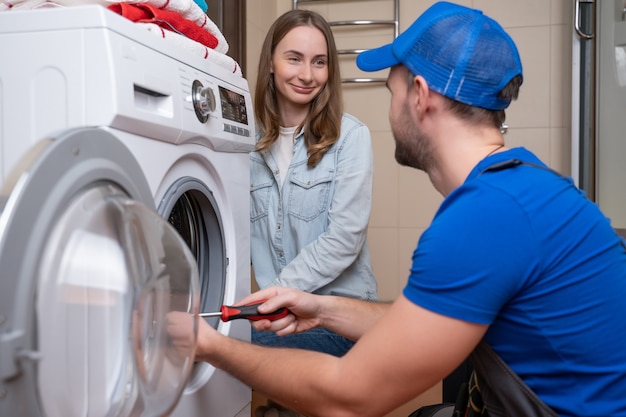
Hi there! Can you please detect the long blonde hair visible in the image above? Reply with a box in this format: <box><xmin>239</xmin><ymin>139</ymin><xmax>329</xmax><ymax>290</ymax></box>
<box><xmin>254</xmin><ymin>9</ymin><xmax>343</xmax><ymax>167</ymax></box>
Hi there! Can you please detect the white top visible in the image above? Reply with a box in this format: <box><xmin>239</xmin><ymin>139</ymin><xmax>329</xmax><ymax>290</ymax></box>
<box><xmin>270</xmin><ymin>125</ymin><xmax>297</xmax><ymax>188</ymax></box>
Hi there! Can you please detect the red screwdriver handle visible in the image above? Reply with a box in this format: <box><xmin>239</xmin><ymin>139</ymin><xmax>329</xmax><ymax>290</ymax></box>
<box><xmin>220</xmin><ymin>300</ymin><xmax>289</xmax><ymax>322</ymax></box>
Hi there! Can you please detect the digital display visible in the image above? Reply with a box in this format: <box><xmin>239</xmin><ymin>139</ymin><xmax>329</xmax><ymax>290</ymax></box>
<box><xmin>219</xmin><ymin>86</ymin><xmax>248</xmax><ymax>125</ymax></box>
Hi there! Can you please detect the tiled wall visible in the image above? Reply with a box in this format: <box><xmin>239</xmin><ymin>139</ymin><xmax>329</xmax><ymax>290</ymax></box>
<box><xmin>245</xmin><ymin>1</ymin><xmax>573</xmax><ymax>415</ymax></box>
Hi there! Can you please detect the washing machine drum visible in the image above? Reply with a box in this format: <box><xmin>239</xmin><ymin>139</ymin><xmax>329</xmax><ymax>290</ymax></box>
<box><xmin>0</xmin><ymin>128</ymin><xmax>200</xmax><ymax>417</ymax></box>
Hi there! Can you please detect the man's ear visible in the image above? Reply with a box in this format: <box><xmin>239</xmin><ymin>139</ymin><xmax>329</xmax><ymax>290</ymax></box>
<box><xmin>412</xmin><ymin>75</ymin><xmax>430</xmax><ymax>115</ymax></box>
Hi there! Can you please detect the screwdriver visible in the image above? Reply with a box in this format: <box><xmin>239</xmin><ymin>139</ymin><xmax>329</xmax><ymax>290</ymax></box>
<box><xmin>198</xmin><ymin>300</ymin><xmax>289</xmax><ymax>322</ymax></box>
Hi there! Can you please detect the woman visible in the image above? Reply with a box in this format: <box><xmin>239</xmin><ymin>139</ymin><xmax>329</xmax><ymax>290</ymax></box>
<box><xmin>250</xmin><ymin>8</ymin><xmax>378</xmax><ymax>358</ymax></box>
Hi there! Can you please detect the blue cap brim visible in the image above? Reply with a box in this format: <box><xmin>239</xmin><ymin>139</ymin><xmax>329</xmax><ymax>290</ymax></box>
<box><xmin>356</xmin><ymin>44</ymin><xmax>400</xmax><ymax>72</ymax></box>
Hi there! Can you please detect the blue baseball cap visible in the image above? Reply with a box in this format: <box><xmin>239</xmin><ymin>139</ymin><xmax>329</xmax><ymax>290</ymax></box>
<box><xmin>356</xmin><ymin>1</ymin><xmax>523</xmax><ymax>110</ymax></box>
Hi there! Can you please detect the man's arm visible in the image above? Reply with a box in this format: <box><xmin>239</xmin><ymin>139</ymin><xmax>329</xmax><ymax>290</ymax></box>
<box><xmin>194</xmin><ymin>295</ymin><xmax>487</xmax><ymax>417</ymax></box>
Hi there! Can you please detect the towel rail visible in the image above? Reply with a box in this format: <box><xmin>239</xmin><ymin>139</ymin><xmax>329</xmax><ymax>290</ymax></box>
<box><xmin>293</xmin><ymin>0</ymin><xmax>399</xmax><ymax>84</ymax></box>
<box><xmin>330</xmin><ymin>19</ymin><xmax>397</xmax><ymax>31</ymax></box>
<box><xmin>342</xmin><ymin>78</ymin><xmax>387</xmax><ymax>84</ymax></box>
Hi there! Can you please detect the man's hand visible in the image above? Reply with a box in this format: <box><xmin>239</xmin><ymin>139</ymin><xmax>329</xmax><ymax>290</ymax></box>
<box><xmin>236</xmin><ymin>286</ymin><xmax>390</xmax><ymax>342</ymax></box>
<box><xmin>237</xmin><ymin>286</ymin><xmax>323</xmax><ymax>336</ymax></box>
<box><xmin>165</xmin><ymin>311</ymin><xmax>197</xmax><ymax>355</ymax></box>
<box><xmin>166</xmin><ymin>310</ymin><xmax>226</xmax><ymax>362</ymax></box>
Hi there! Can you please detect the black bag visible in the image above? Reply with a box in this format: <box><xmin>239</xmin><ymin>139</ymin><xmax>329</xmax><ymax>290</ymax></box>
<box><xmin>408</xmin><ymin>340</ymin><xmax>558</xmax><ymax>417</ymax></box>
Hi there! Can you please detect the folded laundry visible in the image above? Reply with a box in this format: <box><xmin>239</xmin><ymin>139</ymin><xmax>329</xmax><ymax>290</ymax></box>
<box><xmin>103</xmin><ymin>0</ymin><xmax>228</xmax><ymax>54</ymax></box>
<box><xmin>108</xmin><ymin>2</ymin><xmax>218</xmax><ymax>49</ymax></box>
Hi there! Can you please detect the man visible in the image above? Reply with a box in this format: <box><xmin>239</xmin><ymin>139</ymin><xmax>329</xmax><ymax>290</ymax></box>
<box><xmin>171</xmin><ymin>2</ymin><xmax>626</xmax><ymax>416</ymax></box>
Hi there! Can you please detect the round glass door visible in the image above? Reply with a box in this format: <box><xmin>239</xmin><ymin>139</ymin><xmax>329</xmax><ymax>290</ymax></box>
<box><xmin>0</xmin><ymin>128</ymin><xmax>203</xmax><ymax>417</ymax></box>
<box><xmin>36</xmin><ymin>183</ymin><xmax>200</xmax><ymax>417</ymax></box>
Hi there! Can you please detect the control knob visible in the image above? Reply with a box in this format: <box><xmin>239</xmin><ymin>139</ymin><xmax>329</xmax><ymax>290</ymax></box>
<box><xmin>192</xmin><ymin>80</ymin><xmax>216</xmax><ymax>123</ymax></box>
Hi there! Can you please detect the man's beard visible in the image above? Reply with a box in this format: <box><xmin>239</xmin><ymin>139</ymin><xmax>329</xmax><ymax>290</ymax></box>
<box><xmin>391</xmin><ymin>108</ymin><xmax>434</xmax><ymax>173</ymax></box>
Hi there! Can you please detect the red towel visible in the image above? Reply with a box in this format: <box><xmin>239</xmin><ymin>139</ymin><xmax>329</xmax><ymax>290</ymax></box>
<box><xmin>108</xmin><ymin>2</ymin><xmax>218</xmax><ymax>49</ymax></box>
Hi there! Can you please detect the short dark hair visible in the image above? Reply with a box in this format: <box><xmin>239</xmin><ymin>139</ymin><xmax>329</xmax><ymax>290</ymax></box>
<box><xmin>443</xmin><ymin>75</ymin><xmax>522</xmax><ymax>129</ymax></box>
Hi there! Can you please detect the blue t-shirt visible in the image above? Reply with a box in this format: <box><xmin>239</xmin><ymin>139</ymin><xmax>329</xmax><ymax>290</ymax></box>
<box><xmin>403</xmin><ymin>148</ymin><xmax>626</xmax><ymax>416</ymax></box>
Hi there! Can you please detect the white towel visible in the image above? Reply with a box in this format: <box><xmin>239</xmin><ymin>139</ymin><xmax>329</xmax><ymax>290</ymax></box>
<box><xmin>139</xmin><ymin>22</ymin><xmax>241</xmax><ymax>76</ymax></box>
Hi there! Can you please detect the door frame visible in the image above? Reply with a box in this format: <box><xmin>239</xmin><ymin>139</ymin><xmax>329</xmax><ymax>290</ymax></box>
<box><xmin>206</xmin><ymin>0</ymin><xmax>247</xmax><ymax>77</ymax></box>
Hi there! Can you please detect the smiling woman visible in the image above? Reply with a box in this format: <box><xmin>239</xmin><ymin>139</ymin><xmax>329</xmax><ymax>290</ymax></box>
<box><xmin>248</xmin><ymin>7</ymin><xmax>379</xmax><ymax>389</ymax></box>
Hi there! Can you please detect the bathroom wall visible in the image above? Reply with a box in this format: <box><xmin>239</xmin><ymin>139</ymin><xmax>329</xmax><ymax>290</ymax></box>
<box><xmin>245</xmin><ymin>1</ymin><xmax>573</xmax><ymax>415</ymax></box>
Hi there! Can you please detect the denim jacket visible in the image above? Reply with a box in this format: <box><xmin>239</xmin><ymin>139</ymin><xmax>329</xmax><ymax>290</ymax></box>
<box><xmin>250</xmin><ymin>113</ymin><xmax>378</xmax><ymax>301</ymax></box>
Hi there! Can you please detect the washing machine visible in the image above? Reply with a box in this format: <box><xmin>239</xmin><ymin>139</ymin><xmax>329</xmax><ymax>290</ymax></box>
<box><xmin>0</xmin><ymin>5</ymin><xmax>254</xmax><ymax>417</ymax></box>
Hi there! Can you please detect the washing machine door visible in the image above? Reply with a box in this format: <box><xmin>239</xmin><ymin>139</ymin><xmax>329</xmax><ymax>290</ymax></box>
<box><xmin>0</xmin><ymin>128</ymin><xmax>200</xmax><ymax>417</ymax></box>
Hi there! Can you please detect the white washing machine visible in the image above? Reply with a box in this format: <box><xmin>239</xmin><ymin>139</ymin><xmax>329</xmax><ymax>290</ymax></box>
<box><xmin>0</xmin><ymin>5</ymin><xmax>254</xmax><ymax>417</ymax></box>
